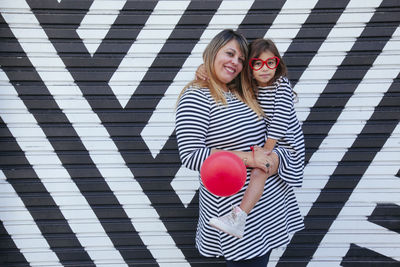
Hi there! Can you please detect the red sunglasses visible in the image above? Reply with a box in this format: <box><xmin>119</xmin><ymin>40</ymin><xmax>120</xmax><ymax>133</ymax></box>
<box><xmin>249</xmin><ymin>57</ymin><xmax>280</xmax><ymax>71</ymax></box>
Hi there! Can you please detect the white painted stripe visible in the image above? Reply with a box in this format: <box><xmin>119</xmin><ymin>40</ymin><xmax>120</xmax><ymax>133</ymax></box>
<box><xmin>0</xmin><ymin>0</ymin><xmax>32</xmax><ymax>9</ymax></box>
<box><xmin>0</xmin><ymin>170</ymin><xmax>63</xmax><ymax>267</ymax></box>
<box><xmin>2</xmin><ymin>3</ymin><xmax>189</xmax><ymax>265</ymax></box>
<box><xmin>299</xmin><ymin>25</ymin><xmax>400</xmax><ymax>217</ymax></box>
<box><xmin>308</xmin><ymin>122</ymin><xmax>400</xmax><ymax>266</ymax></box>
<box><xmin>77</xmin><ymin>0</ymin><xmax>127</xmax><ymax>56</ymax></box>
<box><xmin>0</xmin><ymin>71</ymin><xmax>127</xmax><ymax>267</ymax></box>
<box><xmin>109</xmin><ymin>0</ymin><xmax>190</xmax><ymax>107</ymax></box>
<box><xmin>140</xmin><ymin>0</ymin><xmax>255</xmax><ymax>159</ymax></box>
<box><xmin>170</xmin><ymin>166</ymin><xmax>199</xmax><ymax>208</ymax></box>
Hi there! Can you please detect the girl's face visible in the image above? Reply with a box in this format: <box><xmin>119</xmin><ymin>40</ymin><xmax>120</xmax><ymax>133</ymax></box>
<box><xmin>251</xmin><ymin>50</ymin><xmax>278</xmax><ymax>87</ymax></box>
<box><xmin>213</xmin><ymin>39</ymin><xmax>245</xmax><ymax>89</ymax></box>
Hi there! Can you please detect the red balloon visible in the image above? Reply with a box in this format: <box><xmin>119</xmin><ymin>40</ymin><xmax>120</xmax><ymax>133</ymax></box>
<box><xmin>200</xmin><ymin>151</ymin><xmax>247</xmax><ymax>197</ymax></box>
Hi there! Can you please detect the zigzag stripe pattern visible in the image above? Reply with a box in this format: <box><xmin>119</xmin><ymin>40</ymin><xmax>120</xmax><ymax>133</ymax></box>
<box><xmin>0</xmin><ymin>0</ymin><xmax>399</xmax><ymax>266</ymax></box>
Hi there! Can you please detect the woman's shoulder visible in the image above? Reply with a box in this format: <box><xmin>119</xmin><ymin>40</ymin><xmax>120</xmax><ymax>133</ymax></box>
<box><xmin>178</xmin><ymin>85</ymin><xmax>212</xmax><ymax>108</ymax></box>
<box><xmin>186</xmin><ymin>84</ymin><xmax>210</xmax><ymax>92</ymax></box>
<box><xmin>182</xmin><ymin>85</ymin><xmax>211</xmax><ymax>99</ymax></box>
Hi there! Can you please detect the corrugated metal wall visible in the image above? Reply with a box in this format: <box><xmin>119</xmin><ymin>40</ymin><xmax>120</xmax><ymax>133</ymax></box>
<box><xmin>1</xmin><ymin>0</ymin><xmax>399</xmax><ymax>266</ymax></box>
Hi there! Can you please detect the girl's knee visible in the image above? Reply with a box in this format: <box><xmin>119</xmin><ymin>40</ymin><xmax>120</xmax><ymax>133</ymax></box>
<box><xmin>250</xmin><ymin>168</ymin><xmax>268</xmax><ymax>181</ymax></box>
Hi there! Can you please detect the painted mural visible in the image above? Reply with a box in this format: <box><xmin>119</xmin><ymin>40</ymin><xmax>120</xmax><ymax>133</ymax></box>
<box><xmin>0</xmin><ymin>0</ymin><xmax>399</xmax><ymax>266</ymax></box>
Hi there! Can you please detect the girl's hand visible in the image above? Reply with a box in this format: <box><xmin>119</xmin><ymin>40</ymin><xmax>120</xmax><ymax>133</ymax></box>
<box><xmin>195</xmin><ymin>64</ymin><xmax>208</xmax><ymax>81</ymax></box>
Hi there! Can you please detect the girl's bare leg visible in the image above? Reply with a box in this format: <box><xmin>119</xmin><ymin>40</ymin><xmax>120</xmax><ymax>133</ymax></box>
<box><xmin>240</xmin><ymin>151</ymin><xmax>279</xmax><ymax>214</ymax></box>
<box><xmin>208</xmin><ymin>150</ymin><xmax>279</xmax><ymax>238</ymax></box>
<box><xmin>240</xmin><ymin>168</ymin><xmax>268</xmax><ymax>214</ymax></box>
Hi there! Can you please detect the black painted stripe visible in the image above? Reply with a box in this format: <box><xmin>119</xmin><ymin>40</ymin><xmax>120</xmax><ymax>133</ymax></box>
<box><xmin>238</xmin><ymin>0</ymin><xmax>286</xmax><ymax>39</ymax></box>
<box><xmin>368</xmin><ymin>203</ymin><xmax>400</xmax><ymax>235</ymax></box>
<box><xmin>0</xmin><ymin>219</ymin><xmax>30</xmax><ymax>267</ymax></box>
<box><xmin>341</xmin><ymin>244</ymin><xmax>399</xmax><ymax>266</ymax></box>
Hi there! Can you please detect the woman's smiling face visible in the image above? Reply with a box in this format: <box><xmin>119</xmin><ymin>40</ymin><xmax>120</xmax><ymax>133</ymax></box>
<box><xmin>213</xmin><ymin>39</ymin><xmax>244</xmax><ymax>89</ymax></box>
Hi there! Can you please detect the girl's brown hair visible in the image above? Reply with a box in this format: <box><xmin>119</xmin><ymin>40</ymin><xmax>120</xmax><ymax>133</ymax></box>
<box><xmin>177</xmin><ymin>29</ymin><xmax>263</xmax><ymax>117</ymax></box>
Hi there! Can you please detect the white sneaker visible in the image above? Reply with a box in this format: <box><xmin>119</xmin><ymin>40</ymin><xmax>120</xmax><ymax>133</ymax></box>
<box><xmin>209</xmin><ymin>206</ymin><xmax>247</xmax><ymax>238</ymax></box>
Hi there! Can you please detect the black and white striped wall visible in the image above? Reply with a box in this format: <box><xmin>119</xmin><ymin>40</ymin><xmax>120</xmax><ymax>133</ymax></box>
<box><xmin>0</xmin><ymin>0</ymin><xmax>399</xmax><ymax>266</ymax></box>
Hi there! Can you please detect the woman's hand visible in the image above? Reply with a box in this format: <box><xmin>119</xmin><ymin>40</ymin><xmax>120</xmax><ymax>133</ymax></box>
<box><xmin>252</xmin><ymin>146</ymin><xmax>279</xmax><ymax>175</ymax></box>
<box><xmin>251</xmin><ymin>146</ymin><xmax>270</xmax><ymax>173</ymax></box>
<box><xmin>195</xmin><ymin>64</ymin><xmax>208</xmax><ymax>81</ymax></box>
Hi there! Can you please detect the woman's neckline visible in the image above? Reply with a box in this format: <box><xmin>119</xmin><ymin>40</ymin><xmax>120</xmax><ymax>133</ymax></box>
<box><xmin>222</xmin><ymin>90</ymin><xmax>235</xmax><ymax>101</ymax></box>
<box><xmin>258</xmin><ymin>85</ymin><xmax>275</xmax><ymax>89</ymax></box>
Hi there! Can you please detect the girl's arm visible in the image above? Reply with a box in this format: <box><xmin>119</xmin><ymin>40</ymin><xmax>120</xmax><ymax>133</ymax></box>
<box><xmin>267</xmin><ymin>77</ymin><xmax>294</xmax><ymax>141</ymax></box>
<box><xmin>268</xmin><ymin>77</ymin><xmax>303</xmax><ymax>187</ymax></box>
<box><xmin>195</xmin><ymin>64</ymin><xmax>208</xmax><ymax>81</ymax></box>
<box><xmin>263</xmin><ymin>138</ymin><xmax>277</xmax><ymax>152</ymax></box>
<box><xmin>210</xmin><ymin>148</ymin><xmax>269</xmax><ymax>173</ymax></box>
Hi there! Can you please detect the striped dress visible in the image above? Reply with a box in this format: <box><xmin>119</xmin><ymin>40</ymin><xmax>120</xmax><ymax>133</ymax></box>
<box><xmin>258</xmin><ymin>76</ymin><xmax>305</xmax><ymax>187</ymax></box>
<box><xmin>175</xmin><ymin>82</ymin><xmax>304</xmax><ymax>261</ymax></box>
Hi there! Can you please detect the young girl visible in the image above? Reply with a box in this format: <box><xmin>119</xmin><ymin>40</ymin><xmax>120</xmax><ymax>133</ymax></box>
<box><xmin>198</xmin><ymin>38</ymin><xmax>305</xmax><ymax>238</ymax></box>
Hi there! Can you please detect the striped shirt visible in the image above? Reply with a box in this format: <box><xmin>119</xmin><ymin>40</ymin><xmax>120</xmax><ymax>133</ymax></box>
<box><xmin>175</xmin><ymin>82</ymin><xmax>304</xmax><ymax>261</ymax></box>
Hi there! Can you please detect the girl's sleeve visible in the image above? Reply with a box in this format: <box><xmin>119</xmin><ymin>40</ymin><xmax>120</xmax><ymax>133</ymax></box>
<box><xmin>273</xmin><ymin>146</ymin><xmax>304</xmax><ymax>187</ymax></box>
<box><xmin>175</xmin><ymin>89</ymin><xmax>212</xmax><ymax>171</ymax></box>
<box><xmin>270</xmin><ymin>77</ymin><xmax>304</xmax><ymax>187</ymax></box>
<box><xmin>267</xmin><ymin>77</ymin><xmax>294</xmax><ymax>140</ymax></box>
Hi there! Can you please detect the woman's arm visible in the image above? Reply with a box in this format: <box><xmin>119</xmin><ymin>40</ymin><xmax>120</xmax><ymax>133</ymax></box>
<box><xmin>176</xmin><ymin>89</ymin><xmax>211</xmax><ymax>171</ymax></box>
<box><xmin>210</xmin><ymin>148</ymin><xmax>269</xmax><ymax>173</ymax></box>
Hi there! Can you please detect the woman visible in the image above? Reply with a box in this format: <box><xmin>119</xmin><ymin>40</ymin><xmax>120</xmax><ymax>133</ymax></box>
<box><xmin>175</xmin><ymin>29</ymin><xmax>303</xmax><ymax>266</ymax></box>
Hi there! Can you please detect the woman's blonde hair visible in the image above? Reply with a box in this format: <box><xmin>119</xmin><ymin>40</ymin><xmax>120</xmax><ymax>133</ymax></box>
<box><xmin>178</xmin><ymin>29</ymin><xmax>264</xmax><ymax>117</ymax></box>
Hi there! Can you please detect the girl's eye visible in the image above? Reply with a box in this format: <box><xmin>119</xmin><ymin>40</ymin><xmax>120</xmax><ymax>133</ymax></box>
<box><xmin>267</xmin><ymin>59</ymin><xmax>277</xmax><ymax>67</ymax></box>
<box><xmin>253</xmin><ymin>61</ymin><xmax>263</xmax><ymax>67</ymax></box>
<box><xmin>227</xmin><ymin>51</ymin><xmax>234</xmax><ymax>57</ymax></box>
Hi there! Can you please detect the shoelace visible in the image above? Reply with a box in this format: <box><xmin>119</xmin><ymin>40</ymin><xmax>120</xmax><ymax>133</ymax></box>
<box><xmin>226</xmin><ymin>208</ymin><xmax>239</xmax><ymax>225</ymax></box>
